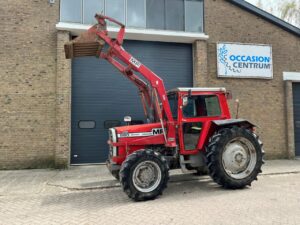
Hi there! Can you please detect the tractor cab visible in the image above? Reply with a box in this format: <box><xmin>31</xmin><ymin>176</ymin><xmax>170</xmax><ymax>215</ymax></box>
<box><xmin>167</xmin><ymin>87</ymin><xmax>231</xmax><ymax>154</ymax></box>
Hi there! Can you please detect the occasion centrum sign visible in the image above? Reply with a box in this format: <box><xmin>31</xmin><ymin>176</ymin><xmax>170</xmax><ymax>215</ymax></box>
<box><xmin>217</xmin><ymin>42</ymin><xmax>273</xmax><ymax>79</ymax></box>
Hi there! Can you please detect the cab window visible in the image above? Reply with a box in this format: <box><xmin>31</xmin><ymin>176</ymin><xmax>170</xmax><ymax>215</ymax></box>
<box><xmin>183</xmin><ymin>95</ymin><xmax>221</xmax><ymax>118</ymax></box>
<box><xmin>167</xmin><ymin>94</ymin><xmax>178</xmax><ymax>118</ymax></box>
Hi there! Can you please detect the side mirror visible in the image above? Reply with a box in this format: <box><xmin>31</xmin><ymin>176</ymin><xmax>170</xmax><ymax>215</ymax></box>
<box><xmin>182</xmin><ymin>97</ymin><xmax>188</xmax><ymax>107</ymax></box>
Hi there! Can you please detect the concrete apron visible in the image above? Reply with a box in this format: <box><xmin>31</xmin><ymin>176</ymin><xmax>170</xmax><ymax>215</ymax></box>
<box><xmin>0</xmin><ymin>160</ymin><xmax>300</xmax><ymax>196</ymax></box>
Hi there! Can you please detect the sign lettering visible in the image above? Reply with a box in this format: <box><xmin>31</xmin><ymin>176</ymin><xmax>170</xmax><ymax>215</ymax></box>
<box><xmin>217</xmin><ymin>43</ymin><xmax>273</xmax><ymax>79</ymax></box>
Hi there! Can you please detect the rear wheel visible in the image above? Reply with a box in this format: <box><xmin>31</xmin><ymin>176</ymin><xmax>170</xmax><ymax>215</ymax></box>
<box><xmin>120</xmin><ymin>149</ymin><xmax>169</xmax><ymax>201</ymax></box>
<box><xmin>207</xmin><ymin>126</ymin><xmax>264</xmax><ymax>189</ymax></box>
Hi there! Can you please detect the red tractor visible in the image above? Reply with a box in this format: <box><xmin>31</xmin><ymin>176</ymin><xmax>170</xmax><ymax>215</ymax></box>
<box><xmin>65</xmin><ymin>14</ymin><xmax>264</xmax><ymax>201</ymax></box>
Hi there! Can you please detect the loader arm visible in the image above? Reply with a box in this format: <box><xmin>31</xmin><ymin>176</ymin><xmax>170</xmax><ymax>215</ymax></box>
<box><xmin>64</xmin><ymin>14</ymin><xmax>176</xmax><ymax>147</ymax></box>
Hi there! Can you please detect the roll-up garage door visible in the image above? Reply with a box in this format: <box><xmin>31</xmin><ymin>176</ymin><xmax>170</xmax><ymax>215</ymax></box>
<box><xmin>71</xmin><ymin>40</ymin><xmax>193</xmax><ymax>164</ymax></box>
<box><xmin>293</xmin><ymin>83</ymin><xmax>300</xmax><ymax>157</ymax></box>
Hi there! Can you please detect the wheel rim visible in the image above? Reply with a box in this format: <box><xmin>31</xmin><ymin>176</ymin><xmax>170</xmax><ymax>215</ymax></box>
<box><xmin>132</xmin><ymin>160</ymin><xmax>162</xmax><ymax>193</ymax></box>
<box><xmin>222</xmin><ymin>137</ymin><xmax>257</xmax><ymax>179</ymax></box>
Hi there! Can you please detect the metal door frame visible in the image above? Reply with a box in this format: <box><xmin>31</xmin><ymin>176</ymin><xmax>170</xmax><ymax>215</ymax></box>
<box><xmin>283</xmin><ymin>72</ymin><xmax>300</xmax><ymax>158</ymax></box>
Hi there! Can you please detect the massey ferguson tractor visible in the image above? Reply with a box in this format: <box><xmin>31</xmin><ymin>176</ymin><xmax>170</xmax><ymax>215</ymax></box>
<box><xmin>65</xmin><ymin>14</ymin><xmax>264</xmax><ymax>201</ymax></box>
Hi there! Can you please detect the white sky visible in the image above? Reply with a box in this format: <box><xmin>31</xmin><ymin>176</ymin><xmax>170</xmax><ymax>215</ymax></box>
<box><xmin>245</xmin><ymin>0</ymin><xmax>300</xmax><ymax>27</ymax></box>
<box><xmin>245</xmin><ymin>0</ymin><xmax>282</xmax><ymax>17</ymax></box>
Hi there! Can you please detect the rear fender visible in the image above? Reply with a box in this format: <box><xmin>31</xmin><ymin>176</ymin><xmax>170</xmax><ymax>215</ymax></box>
<box><xmin>212</xmin><ymin>119</ymin><xmax>256</xmax><ymax>129</ymax></box>
<box><xmin>197</xmin><ymin>119</ymin><xmax>256</xmax><ymax>151</ymax></box>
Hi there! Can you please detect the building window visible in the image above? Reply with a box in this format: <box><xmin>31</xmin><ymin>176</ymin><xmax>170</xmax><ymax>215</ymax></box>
<box><xmin>83</xmin><ymin>0</ymin><xmax>104</xmax><ymax>25</ymax></box>
<box><xmin>60</xmin><ymin>0</ymin><xmax>204</xmax><ymax>33</ymax></box>
<box><xmin>127</xmin><ymin>0</ymin><xmax>146</xmax><ymax>28</ymax></box>
<box><xmin>146</xmin><ymin>0</ymin><xmax>165</xmax><ymax>29</ymax></box>
<box><xmin>78</xmin><ymin>121</ymin><xmax>96</xmax><ymax>129</ymax></box>
<box><xmin>60</xmin><ymin>0</ymin><xmax>82</xmax><ymax>23</ymax></box>
<box><xmin>166</xmin><ymin>0</ymin><xmax>184</xmax><ymax>31</ymax></box>
<box><xmin>185</xmin><ymin>0</ymin><xmax>204</xmax><ymax>32</ymax></box>
<box><xmin>106</xmin><ymin>0</ymin><xmax>125</xmax><ymax>25</ymax></box>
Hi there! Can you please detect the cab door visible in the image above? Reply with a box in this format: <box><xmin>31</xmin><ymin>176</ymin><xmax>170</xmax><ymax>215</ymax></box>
<box><xmin>178</xmin><ymin>93</ymin><xmax>223</xmax><ymax>154</ymax></box>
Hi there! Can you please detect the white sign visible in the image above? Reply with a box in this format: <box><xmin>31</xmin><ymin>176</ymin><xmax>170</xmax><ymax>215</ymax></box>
<box><xmin>217</xmin><ymin>42</ymin><xmax>273</xmax><ymax>79</ymax></box>
<box><xmin>129</xmin><ymin>56</ymin><xmax>141</xmax><ymax>68</ymax></box>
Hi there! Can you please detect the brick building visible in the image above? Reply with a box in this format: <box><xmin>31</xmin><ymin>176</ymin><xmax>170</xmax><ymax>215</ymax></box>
<box><xmin>1</xmin><ymin>0</ymin><xmax>300</xmax><ymax>169</ymax></box>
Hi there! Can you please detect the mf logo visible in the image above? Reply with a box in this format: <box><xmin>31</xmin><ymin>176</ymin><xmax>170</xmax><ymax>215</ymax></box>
<box><xmin>152</xmin><ymin>128</ymin><xmax>163</xmax><ymax>135</ymax></box>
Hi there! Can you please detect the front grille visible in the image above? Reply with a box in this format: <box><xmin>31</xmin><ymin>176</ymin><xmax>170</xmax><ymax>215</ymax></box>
<box><xmin>108</xmin><ymin>128</ymin><xmax>117</xmax><ymax>157</ymax></box>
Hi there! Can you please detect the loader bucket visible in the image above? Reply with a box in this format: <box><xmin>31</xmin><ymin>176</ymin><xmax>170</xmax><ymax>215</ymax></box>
<box><xmin>64</xmin><ymin>21</ymin><xmax>106</xmax><ymax>59</ymax></box>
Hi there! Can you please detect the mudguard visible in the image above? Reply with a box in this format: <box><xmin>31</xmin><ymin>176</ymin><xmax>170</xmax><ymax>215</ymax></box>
<box><xmin>212</xmin><ymin>119</ymin><xmax>256</xmax><ymax>128</ymax></box>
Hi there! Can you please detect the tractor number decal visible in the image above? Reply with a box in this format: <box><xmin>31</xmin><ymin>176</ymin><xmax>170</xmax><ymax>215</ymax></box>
<box><xmin>118</xmin><ymin>128</ymin><xmax>163</xmax><ymax>138</ymax></box>
<box><xmin>129</xmin><ymin>57</ymin><xmax>141</xmax><ymax>68</ymax></box>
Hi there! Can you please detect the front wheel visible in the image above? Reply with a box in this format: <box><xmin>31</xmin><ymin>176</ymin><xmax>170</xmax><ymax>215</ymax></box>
<box><xmin>120</xmin><ymin>149</ymin><xmax>169</xmax><ymax>201</ymax></box>
<box><xmin>207</xmin><ymin>126</ymin><xmax>264</xmax><ymax>189</ymax></box>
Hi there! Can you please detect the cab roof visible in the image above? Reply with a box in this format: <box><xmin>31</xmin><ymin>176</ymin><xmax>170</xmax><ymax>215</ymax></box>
<box><xmin>167</xmin><ymin>87</ymin><xmax>226</xmax><ymax>94</ymax></box>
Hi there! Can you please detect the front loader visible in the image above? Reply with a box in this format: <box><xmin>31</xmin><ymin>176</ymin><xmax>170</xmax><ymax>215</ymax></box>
<box><xmin>64</xmin><ymin>14</ymin><xmax>264</xmax><ymax>201</ymax></box>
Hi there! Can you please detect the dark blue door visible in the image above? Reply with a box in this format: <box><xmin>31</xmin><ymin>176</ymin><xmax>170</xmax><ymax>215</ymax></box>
<box><xmin>293</xmin><ymin>83</ymin><xmax>300</xmax><ymax>156</ymax></box>
<box><xmin>71</xmin><ymin>40</ymin><xmax>192</xmax><ymax>164</ymax></box>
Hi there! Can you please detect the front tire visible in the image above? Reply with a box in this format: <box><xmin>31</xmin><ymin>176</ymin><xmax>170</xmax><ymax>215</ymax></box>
<box><xmin>120</xmin><ymin>149</ymin><xmax>169</xmax><ymax>201</ymax></box>
<box><xmin>207</xmin><ymin>126</ymin><xmax>264</xmax><ymax>189</ymax></box>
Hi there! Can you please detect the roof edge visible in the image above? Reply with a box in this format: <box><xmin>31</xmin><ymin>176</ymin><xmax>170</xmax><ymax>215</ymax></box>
<box><xmin>227</xmin><ymin>0</ymin><xmax>300</xmax><ymax>37</ymax></box>
<box><xmin>167</xmin><ymin>87</ymin><xmax>227</xmax><ymax>93</ymax></box>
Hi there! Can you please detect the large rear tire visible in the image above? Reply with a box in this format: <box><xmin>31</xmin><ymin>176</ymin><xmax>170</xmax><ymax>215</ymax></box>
<box><xmin>207</xmin><ymin>126</ymin><xmax>264</xmax><ymax>189</ymax></box>
<box><xmin>120</xmin><ymin>149</ymin><xmax>169</xmax><ymax>201</ymax></box>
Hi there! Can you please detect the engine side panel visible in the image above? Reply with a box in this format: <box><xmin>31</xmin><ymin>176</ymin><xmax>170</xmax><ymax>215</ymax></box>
<box><xmin>109</xmin><ymin>122</ymin><xmax>167</xmax><ymax>164</ymax></box>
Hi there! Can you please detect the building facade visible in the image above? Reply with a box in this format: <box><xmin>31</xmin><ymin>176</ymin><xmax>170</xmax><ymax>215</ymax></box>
<box><xmin>1</xmin><ymin>0</ymin><xmax>300</xmax><ymax>169</ymax></box>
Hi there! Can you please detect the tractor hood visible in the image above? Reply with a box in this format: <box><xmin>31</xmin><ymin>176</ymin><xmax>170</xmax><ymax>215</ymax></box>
<box><xmin>108</xmin><ymin>122</ymin><xmax>166</xmax><ymax>164</ymax></box>
<box><xmin>114</xmin><ymin>122</ymin><xmax>164</xmax><ymax>139</ymax></box>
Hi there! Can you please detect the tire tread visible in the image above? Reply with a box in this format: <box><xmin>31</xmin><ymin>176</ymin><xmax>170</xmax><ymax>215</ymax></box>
<box><xmin>119</xmin><ymin>149</ymin><xmax>169</xmax><ymax>201</ymax></box>
<box><xmin>206</xmin><ymin>126</ymin><xmax>264</xmax><ymax>189</ymax></box>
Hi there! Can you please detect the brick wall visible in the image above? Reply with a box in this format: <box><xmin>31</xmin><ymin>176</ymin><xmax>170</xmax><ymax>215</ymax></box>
<box><xmin>55</xmin><ymin>30</ymin><xmax>71</xmax><ymax>168</ymax></box>
<box><xmin>0</xmin><ymin>0</ymin><xmax>59</xmax><ymax>168</ymax></box>
<box><xmin>203</xmin><ymin>0</ymin><xmax>300</xmax><ymax>158</ymax></box>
